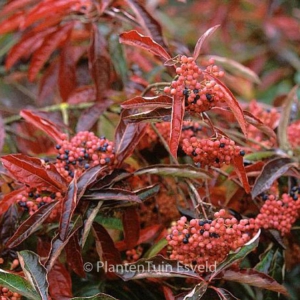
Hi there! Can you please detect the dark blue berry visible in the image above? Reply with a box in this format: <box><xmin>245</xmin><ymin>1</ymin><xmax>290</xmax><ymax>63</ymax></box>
<box><xmin>55</xmin><ymin>144</ymin><xmax>61</xmax><ymax>150</ymax></box>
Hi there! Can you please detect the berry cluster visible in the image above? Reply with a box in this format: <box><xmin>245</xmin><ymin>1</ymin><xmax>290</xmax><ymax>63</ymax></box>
<box><xmin>167</xmin><ymin>210</ymin><xmax>257</xmax><ymax>272</ymax></box>
<box><xmin>55</xmin><ymin>131</ymin><xmax>115</xmax><ymax>182</ymax></box>
<box><xmin>124</xmin><ymin>246</ymin><xmax>144</xmax><ymax>263</ymax></box>
<box><xmin>254</xmin><ymin>193</ymin><xmax>300</xmax><ymax>235</ymax></box>
<box><xmin>0</xmin><ymin>286</ymin><xmax>21</xmax><ymax>300</ymax></box>
<box><xmin>287</xmin><ymin>120</ymin><xmax>300</xmax><ymax>149</ymax></box>
<box><xmin>182</xmin><ymin>135</ymin><xmax>244</xmax><ymax>168</ymax></box>
<box><xmin>163</xmin><ymin>56</ymin><xmax>225</xmax><ymax>113</ymax></box>
<box><xmin>16</xmin><ymin>187</ymin><xmax>64</xmax><ymax>216</ymax></box>
<box><xmin>246</xmin><ymin>100</ymin><xmax>279</xmax><ymax>150</ymax></box>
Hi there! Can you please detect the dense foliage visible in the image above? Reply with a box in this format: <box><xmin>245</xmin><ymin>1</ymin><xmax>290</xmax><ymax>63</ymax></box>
<box><xmin>0</xmin><ymin>1</ymin><xmax>300</xmax><ymax>299</ymax></box>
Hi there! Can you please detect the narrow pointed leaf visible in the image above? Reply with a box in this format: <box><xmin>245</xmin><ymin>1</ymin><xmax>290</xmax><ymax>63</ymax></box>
<box><xmin>28</xmin><ymin>23</ymin><xmax>74</xmax><ymax>81</ymax></box>
<box><xmin>6</xmin><ymin>201</ymin><xmax>59</xmax><ymax>248</ymax></box>
<box><xmin>119</xmin><ymin>30</ymin><xmax>171</xmax><ymax>61</ymax></box>
<box><xmin>134</xmin><ymin>164</ymin><xmax>212</xmax><ymax>179</ymax></box>
<box><xmin>0</xmin><ymin>114</ymin><xmax>5</xmax><ymax>152</ymax></box>
<box><xmin>0</xmin><ymin>269</ymin><xmax>40</xmax><ymax>300</ymax></box>
<box><xmin>121</xmin><ymin>95</ymin><xmax>172</xmax><ymax>109</ymax></box>
<box><xmin>184</xmin><ymin>282</ymin><xmax>208</xmax><ymax>300</ymax></box>
<box><xmin>124</xmin><ymin>107</ymin><xmax>172</xmax><ymax>122</ymax></box>
<box><xmin>83</xmin><ymin>188</ymin><xmax>141</xmax><ymax>202</ymax></box>
<box><xmin>59</xmin><ymin>174</ymin><xmax>78</xmax><ymax>241</ymax></box>
<box><xmin>115</xmin><ymin>255</ymin><xmax>201</xmax><ymax>280</ymax></box>
<box><xmin>0</xmin><ymin>0</ymin><xmax>36</xmax><ymax>17</ymax></box>
<box><xmin>0</xmin><ymin>187</ymin><xmax>26</xmax><ymax>215</ymax></box>
<box><xmin>18</xmin><ymin>250</ymin><xmax>49</xmax><ymax>300</ymax></box>
<box><xmin>71</xmin><ymin>294</ymin><xmax>118</xmax><ymax>300</ymax></box>
<box><xmin>1</xmin><ymin>154</ymin><xmax>67</xmax><ymax>192</ymax></box>
<box><xmin>88</xmin><ymin>24</ymin><xmax>110</xmax><ymax>102</ymax></box>
<box><xmin>222</xmin><ymin>269</ymin><xmax>288</xmax><ymax>296</ymax></box>
<box><xmin>251</xmin><ymin>157</ymin><xmax>297</xmax><ymax>198</ymax></box>
<box><xmin>169</xmin><ymin>94</ymin><xmax>185</xmax><ymax>158</ymax></box>
<box><xmin>0</xmin><ymin>12</ymin><xmax>24</xmax><ymax>34</ymax></box>
<box><xmin>122</xmin><ymin>207</ymin><xmax>140</xmax><ymax>249</ymax></box>
<box><xmin>125</xmin><ymin>0</ymin><xmax>170</xmax><ymax>53</ymax></box>
<box><xmin>232</xmin><ymin>155</ymin><xmax>251</xmax><ymax>193</ymax></box>
<box><xmin>277</xmin><ymin>85</ymin><xmax>298</xmax><ymax>150</ymax></box>
<box><xmin>144</xmin><ymin>238</ymin><xmax>168</xmax><ymax>258</ymax></box>
<box><xmin>20</xmin><ymin>110</ymin><xmax>67</xmax><ymax>143</ymax></box>
<box><xmin>193</xmin><ymin>25</ymin><xmax>220</xmax><ymax>60</ymax></box>
<box><xmin>67</xmin><ymin>85</ymin><xmax>96</xmax><ymax>104</ymax></box>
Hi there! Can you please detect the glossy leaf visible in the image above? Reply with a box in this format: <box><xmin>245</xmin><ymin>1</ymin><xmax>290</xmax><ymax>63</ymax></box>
<box><xmin>115</xmin><ymin>255</ymin><xmax>201</xmax><ymax>281</ymax></box>
<box><xmin>88</xmin><ymin>24</ymin><xmax>110</xmax><ymax>102</ymax></box>
<box><xmin>170</xmin><ymin>94</ymin><xmax>185</xmax><ymax>158</ymax></box>
<box><xmin>92</xmin><ymin>222</ymin><xmax>122</xmax><ymax>266</ymax></box>
<box><xmin>18</xmin><ymin>250</ymin><xmax>49</xmax><ymax>300</ymax></box>
<box><xmin>144</xmin><ymin>238</ymin><xmax>168</xmax><ymax>258</ymax></box>
<box><xmin>48</xmin><ymin>261</ymin><xmax>73</xmax><ymax>299</ymax></box>
<box><xmin>76</xmin><ymin>100</ymin><xmax>113</xmax><ymax>132</ymax></box>
<box><xmin>251</xmin><ymin>157</ymin><xmax>297</xmax><ymax>198</ymax></box>
<box><xmin>124</xmin><ymin>107</ymin><xmax>172</xmax><ymax>123</ymax></box>
<box><xmin>28</xmin><ymin>23</ymin><xmax>74</xmax><ymax>81</ymax></box>
<box><xmin>114</xmin><ymin>109</ymin><xmax>147</xmax><ymax>166</ymax></box>
<box><xmin>184</xmin><ymin>282</ymin><xmax>208</xmax><ymax>300</ymax></box>
<box><xmin>71</xmin><ymin>294</ymin><xmax>118</xmax><ymax>300</ymax></box>
<box><xmin>122</xmin><ymin>207</ymin><xmax>140</xmax><ymax>249</ymax></box>
<box><xmin>119</xmin><ymin>30</ymin><xmax>171</xmax><ymax>61</ymax></box>
<box><xmin>0</xmin><ymin>187</ymin><xmax>26</xmax><ymax>215</ymax></box>
<box><xmin>121</xmin><ymin>95</ymin><xmax>173</xmax><ymax>109</ymax></box>
<box><xmin>134</xmin><ymin>184</ymin><xmax>160</xmax><ymax>201</ymax></box>
<box><xmin>232</xmin><ymin>155</ymin><xmax>251</xmax><ymax>193</ymax></box>
<box><xmin>82</xmin><ymin>188</ymin><xmax>141</xmax><ymax>202</ymax></box>
<box><xmin>65</xmin><ymin>232</ymin><xmax>85</xmax><ymax>278</ymax></box>
<box><xmin>0</xmin><ymin>269</ymin><xmax>40</xmax><ymax>300</ymax></box>
<box><xmin>134</xmin><ymin>164</ymin><xmax>212</xmax><ymax>179</ymax></box>
<box><xmin>59</xmin><ymin>174</ymin><xmax>78</xmax><ymax>241</ymax></box>
<box><xmin>45</xmin><ymin>215</ymin><xmax>83</xmax><ymax>272</ymax></box>
<box><xmin>125</xmin><ymin>0</ymin><xmax>170</xmax><ymax>53</ymax></box>
<box><xmin>20</xmin><ymin>110</ymin><xmax>66</xmax><ymax>143</ymax></box>
<box><xmin>277</xmin><ymin>85</ymin><xmax>298</xmax><ymax>150</ymax></box>
<box><xmin>6</xmin><ymin>201</ymin><xmax>59</xmax><ymax>248</ymax></box>
<box><xmin>1</xmin><ymin>154</ymin><xmax>67</xmax><ymax>192</ymax></box>
<box><xmin>193</xmin><ymin>25</ymin><xmax>220</xmax><ymax>60</ymax></box>
<box><xmin>222</xmin><ymin>269</ymin><xmax>288</xmax><ymax>296</ymax></box>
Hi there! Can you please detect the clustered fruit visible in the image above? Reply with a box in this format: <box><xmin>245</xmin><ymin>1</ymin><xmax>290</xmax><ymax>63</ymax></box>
<box><xmin>167</xmin><ymin>210</ymin><xmax>257</xmax><ymax>272</ymax></box>
<box><xmin>287</xmin><ymin>120</ymin><xmax>300</xmax><ymax>149</ymax></box>
<box><xmin>163</xmin><ymin>56</ymin><xmax>225</xmax><ymax>113</ymax></box>
<box><xmin>124</xmin><ymin>246</ymin><xmax>144</xmax><ymax>263</ymax></box>
<box><xmin>182</xmin><ymin>135</ymin><xmax>244</xmax><ymax>168</ymax></box>
<box><xmin>254</xmin><ymin>193</ymin><xmax>300</xmax><ymax>236</ymax></box>
<box><xmin>55</xmin><ymin>131</ymin><xmax>115</xmax><ymax>182</ymax></box>
<box><xmin>246</xmin><ymin>100</ymin><xmax>279</xmax><ymax>150</ymax></box>
<box><xmin>17</xmin><ymin>187</ymin><xmax>63</xmax><ymax>216</ymax></box>
<box><xmin>0</xmin><ymin>287</ymin><xmax>21</xmax><ymax>300</ymax></box>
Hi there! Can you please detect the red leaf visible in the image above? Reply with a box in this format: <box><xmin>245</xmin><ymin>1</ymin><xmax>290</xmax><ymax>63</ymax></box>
<box><xmin>169</xmin><ymin>94</ymin><xmax>184</xmax><ymax>158</ymax></box>
<box><xmin>0</xmin><ymin>0</ymin><xmax>36</xmax><ymax>17</ymax></box>
<box><xmin>48</xmin><ymin>261</ymin><xmax>73</xmax><ymax>299</ymax></box>
<box><xmin>59</xmin><ymin>174</ymin><xmax>78</xmax><ymax>241</ymax></box>
<box><xmin>76</xmin><ymin>100</ymin><xmax>113</xmax><ymax>132</ymax></box>
<box><xmin>232</xmin><ymin>155</ymin><xmax>250</xmax><ymax>194</ymax></box>
<box><xmin>163</xmin><ymin>286</ymin><xmax>175</xmax><ymax>300</ymax></box>
<box><xmin>58</xmin><ymin>44</ymin><xmax>77</xmax><ymax>102</ymax></box>
<box><xmin>5</xmin><ymin>27</ymin><xmax>57</xmax><ymax>70</ymax></box>
<box><xmin>28</xmin><ymin>22</ymin><xmax>74</xmax><ymax>81</ymax></box>
<box><xmin>88</xmin><ymin>24</ymin><xmax>111</xmax><ymax>102</ymax></box>
<box><xmin>6</xmin><ymin>201</ymin><xmax>59</xmax><ymax>248</ymax></box>
<box><xmin>0</xmin><ymin>187</ymin><xmax>26</xmax><ymax>215</ymax></box>
<box><xmin>125</xmin><ymin>0</ymin><xmax>170</xmax><ymax>53</ymax></box>
<box><xmin>0</xmin><ymin>114</ymin><xmax>5</xmax><ymax>152</ymax></box>
<box><xmin>114</xmin><ymin>110</ymin><xmax>147</xmax><ymax>166</ymax></box>
<box><xmin>119</xmin><ymin>30</ymin><xmax>171</xmax><ymax>61</ymax></box>
<box><xmin>223</xmin><ymin>268</ymin><xmax>288</xmax><ymax>296</ymax></box>
<box><xmin>0</xmin><ymin>12</ymin><xmax>24</xmax><ymax>34</ymax></box>
<box><xmin>65</xmin><ymin>233</ymin><xmax>85</xmax><ymax>278</ymax></box>
<box><xmin>122</xmin><ymin>207</ymin><xmax>140</xmax><ymax>249</ymax></box>
<box><xmin>20</xmin><ymin>109</ymin><xmax>66</xmax><ymax>143</ymax></box>
<box><xmin>1</xmin><ymin>154</ymin><xmax>67</xmax><ymax>192</ymax></box>
<box><xmin>92</xmin><ymin>222</ymin><xmax>122</xmax><ymax>276</ymax></box>
<box><xmin>67</xmin><ymin>85</ymin><xmax>96</xmax><ymax>104</ymax></box>
<box><xmin>193</xmin><ymin>25</ymin><xmax>220</xmax><ymax>60</ymax></box>
<box><xmin>205</xmin><ymin>72</ymin><xmax>248</xmax><ymax>137</ymax></box>
<box><xmin>121</xmin><ymin>95</ymin><xmax>173</xmax><ymax>110</ymax></box>
<box><xmin>38</xmin><ymin>59</ymin><xmax>59</xmax><ymax>105</ymax></box>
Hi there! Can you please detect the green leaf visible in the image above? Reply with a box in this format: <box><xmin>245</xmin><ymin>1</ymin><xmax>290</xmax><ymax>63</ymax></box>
<box><xmin>255</xmin><ymin>246</ymin><xmax>275</xmax><ymax>274</ymax></box>
<box><xmin>183</xmin><ymin>282</ymin><xmax>208</xmax><ymax>300</ymax></box>
<box><xmin>0</xmin><ymin>269</ymin><xmax>40</xmax><ymax>300</ymax></box>
<box><xmin>94</xmin><ymin>216</ymin><xmax>123</xmax><ymax>231</ymax></box>
<box><xmin>244</xmin><ymin>151</ymin><xmax>277</xmax><ymax>161</ymax></box>
<box><xmin>209</xmin><ymin>229</ymin><xmax>260</xmax><ymax>280</ymax></box>
<box><xmin>134</xmin><ymin>164</ymin><xmax>212</xmax><ymax>179</ymax></box>
<box><xmin>144</xmin><ymin>238</ymin><xmax>168</xmax><ymax>258</ymax></box>
<box><xmin>18</xmin><ymin>250</ymin><xmax>49</xmax><ymax>300</ymax></box>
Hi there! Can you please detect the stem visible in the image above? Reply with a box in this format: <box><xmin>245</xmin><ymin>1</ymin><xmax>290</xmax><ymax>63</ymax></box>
<box><xmin>142</xmin><ymin>82</ymin><xmax>170</xmax><ymax>96</ymax></box>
